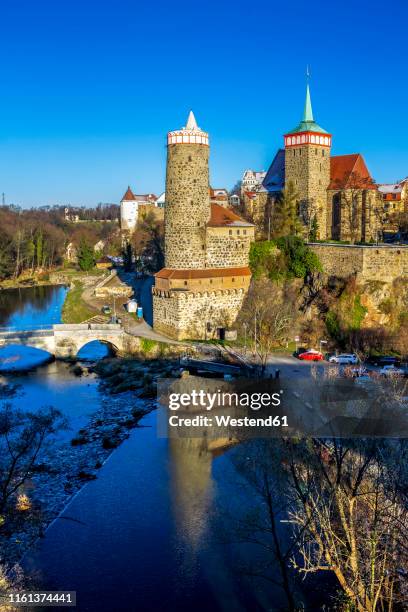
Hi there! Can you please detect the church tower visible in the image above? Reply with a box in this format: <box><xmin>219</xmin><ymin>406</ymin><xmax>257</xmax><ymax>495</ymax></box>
<box><xmin>284</xmin><ymin>82</ymin><xmax>331</xmax><ymax>239</ymax></box>
<box><xmin>165</xmin><ymin>111</ymin><xmax>210</xmax><ymax>269</ymax></box>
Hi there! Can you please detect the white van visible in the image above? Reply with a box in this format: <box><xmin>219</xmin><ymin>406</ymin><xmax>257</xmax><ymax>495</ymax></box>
<box><xmin>329</xmin><ymin>354</ymin><xmax>359</xmax><ymax>365</ymax></box>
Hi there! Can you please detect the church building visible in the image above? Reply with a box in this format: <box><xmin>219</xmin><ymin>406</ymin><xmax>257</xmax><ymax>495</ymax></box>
<box><xmin>245</xmin><ymin>82</ymin><xmax>384</xmax><ymax>243</ymax></box>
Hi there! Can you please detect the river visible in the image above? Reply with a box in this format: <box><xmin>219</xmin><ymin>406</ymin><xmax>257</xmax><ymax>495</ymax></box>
<box><xmin>0</xmin><ymin>285</ymin><xmax>327</xmax><ymax>611</ymax></box>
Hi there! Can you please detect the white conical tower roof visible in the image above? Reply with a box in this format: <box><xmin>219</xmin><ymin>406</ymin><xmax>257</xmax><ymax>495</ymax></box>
<box><xmin>167</xmin><ymin>111</ymin><xmax>209</xmax><ymax>146</ymax></box>
<box><xmin>185</xmin><ymin>110</ymin><xmax>199</xmax><ymax>130</ymax></box>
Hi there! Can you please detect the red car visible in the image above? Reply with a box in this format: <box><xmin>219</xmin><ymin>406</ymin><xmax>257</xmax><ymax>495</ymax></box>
<box><xmin>298</xmin><ymin>349</ymin><xmax>324</xmax><ymax>362</ymax></box>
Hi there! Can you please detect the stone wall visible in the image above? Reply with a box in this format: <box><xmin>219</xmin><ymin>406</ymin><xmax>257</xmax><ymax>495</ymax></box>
<box><xmin>205</xmin><ymin>226</ymin><xmax>254</xmax><ymax>267</ymax></box>
<box><xmin>326</xmin><ymin>189</ymin><xmax>381</xmax><ymax>243</ymax></box>
<box><xmin>309</xmin><ymin>243</ymin><xmax>408</xmax><ymax>282</ymax></box>
<box><xmin>152</xmin><ymin>288</ymin><xmax>247</xmax><ymax>340</ymax></box>
<box><xmin>165</xmin><ymin>143</ymin><xmax>210</xmax><ymax>269</ymax></box>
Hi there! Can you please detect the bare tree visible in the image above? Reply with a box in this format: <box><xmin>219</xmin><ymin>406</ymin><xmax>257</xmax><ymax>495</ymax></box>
<box><xmin>286</xmin><ymin>438</ymin><xmax>408</xmax><ymax>611</ymax></box>
<box><xmin>238</xmin><ymin>280</ymin><xmax>295</xmax><ymax>373</ymax></box>
<box><xmin>0</xmin><ymin>405</ymin><xmax>65</xmax><ymax>513</ymax></box>
<box><xmin>332</xmin><ymin>172</ymin><xmax>376</xmax><ymax>244</ymax></box>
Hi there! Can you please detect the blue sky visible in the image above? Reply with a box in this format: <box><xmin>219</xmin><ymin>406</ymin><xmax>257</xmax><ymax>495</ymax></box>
<box><xmin>0</xmin><ymin>0</ymin><xmax>407</xmax><ymax>207</ymax></box>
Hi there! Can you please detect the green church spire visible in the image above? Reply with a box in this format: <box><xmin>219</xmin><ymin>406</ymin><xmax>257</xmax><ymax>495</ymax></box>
<box><xmin>303</xmin><ymin>83</ymin><xmax>314</xmax><ymax>122</ymax></box>
<box><xmin>285</xmin><ymin>75</ymin><xmax>328</xmax><ymax>136</ymax></box>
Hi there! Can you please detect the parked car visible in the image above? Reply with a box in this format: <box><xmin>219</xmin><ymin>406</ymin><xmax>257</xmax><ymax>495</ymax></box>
<box><xmin>293</xmin><ymin>347</ymin><xmax>307</xmax><ymax>358</ymax></box>
<box><xmin>329</xmin><ymin>353</ymin><xmax>359</xmax><ymax>365</ymax></box>
<box><xmin>380</xmin><ymin>365</ymin><xmax>404</xmax><ymax>377</ymax></box>
<box><xmin>298</xmin><ymin>349</ymin><xmax>324</xmax><ymax>362</ymax></box>
<box><xmin>366</xmin><ymin>355</ymin><xmax>400</xmax><ymax>367</ymax></box>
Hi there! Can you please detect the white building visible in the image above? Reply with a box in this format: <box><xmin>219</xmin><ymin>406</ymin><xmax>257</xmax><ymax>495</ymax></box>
<box><xmin>156</xmin><ymin>192</ymin><xmax>166</xmax><ymax>208</ymax></box>
<box><xmin>120</xmin><ymin>186</ymin><xmax>157</xmax><ymax>231</ymax></box>
<box><xmin>241</xmin><ymin>170</ymin><xmax>266</xmax><ymax>194</ymax></box>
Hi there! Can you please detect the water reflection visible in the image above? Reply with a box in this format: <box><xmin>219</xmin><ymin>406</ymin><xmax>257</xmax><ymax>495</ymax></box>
<box><xmin>0</xmin><ymin>285</ymin><xmax>67</xmax><ymax>329</ymax></box>
<box><xmin>76</xmin><ymin>340</ymin><xmax>112</xmax><ymax>361</ymax></box>
<box><xmin>169</xmin><ymin>438</ymin><xmax>214</xmax><ymax>550</ymax></box>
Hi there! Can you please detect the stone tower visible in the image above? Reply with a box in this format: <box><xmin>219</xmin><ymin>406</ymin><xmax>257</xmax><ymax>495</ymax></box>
<box><xmin>152</xmin><ymin>111</ymin><xmax>255</xmax><ymax>341</ymax></box>
<box><xmin>165</xmin><ymin>111</ymin><xmax>210</xmax><ymax>269</ymax></box>
<box><xmin>284</xmin><ymin>82</ymin><xmax>332</xmax><ymax>239</ymax></box>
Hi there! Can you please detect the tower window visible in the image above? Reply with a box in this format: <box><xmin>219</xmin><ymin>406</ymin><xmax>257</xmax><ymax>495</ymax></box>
<box><xmin>237</xmin><ymin>229</ymin><xmax>240</xmax><ymax>234</ymax></box>
<box><xmin>232</xmin><ymin>278</ymin><xmax>235</xmax><ymax>282</ymax></box>
<box><xmin>322</xmin><ymin>149</ymin><xmax>325</xmax><ymax>157</ymax></box>
<box><xmin>243</xmin><ymin>230</ymin><xmax>247</xmax><ymax>235</ymax></box>
<box><xmin>315</xmin><ymin>148</ymin><xmax>318</xmax><ymax>155</ymax></box>
<box><xmin>229</xmin><ymin>230</ymin><xmax>232</xmax><ymax>235</ymax></box>
<box><xmin>188</xmin><ymin>155</ymin><xmax>192</xmax><ymax>162</ymax></box>
<box><xmin>197</xmin><ymin>221</ymin><xmax>200</xmax><ymax>226</ymax></box>
<box><xmin>184</xmin><ymin>281</ymin><xmax>188</xmax><ymax>286</ymax></box>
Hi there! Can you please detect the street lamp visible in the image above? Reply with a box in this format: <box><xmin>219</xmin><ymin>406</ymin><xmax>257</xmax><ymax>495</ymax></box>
<box><xmin>319</xmin><ymin>339</ymin><xmax>328</xmax><ymax>355</ymax></box>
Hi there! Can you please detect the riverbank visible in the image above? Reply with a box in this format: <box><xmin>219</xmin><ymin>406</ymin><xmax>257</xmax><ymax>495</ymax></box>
<box><xmin>61</xmin><ymin>281</ymin><xmax>96</xmax><ymax>323</ymax></box>
<box><xmin>0</xmin><ymin>356</ymin><xmax>180</xmax><ymax>568</ymax></box>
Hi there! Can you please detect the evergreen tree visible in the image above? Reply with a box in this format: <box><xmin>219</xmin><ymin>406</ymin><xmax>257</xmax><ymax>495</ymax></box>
<box><xmin>309</xmin><ymin>215</ymin><xmax>319</xmax><ymax>242</ymax></box>
<box><xmin>122</xmin><ymin>242</ymin><xmax>133</xmax><ymax>272</ymax></box>
<box><xmin>77</xmin><ymin>240</ymin><xmax>95</xmax><ymax>271</ymax></box>
<box><xmin>272</xmin><ymin>180</ymin><xmax>302</xmax><ymax>238</ymax></box>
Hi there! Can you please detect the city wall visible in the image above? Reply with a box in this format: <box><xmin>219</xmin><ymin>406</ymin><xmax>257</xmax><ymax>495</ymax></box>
<box><xmin>309</xmin><ymin>243</ymin><xmax>408</xmax><ymax>282</ymax></box>
<box><xmin>152</xmin><ymin>288</ymin><xmax>246</xmax><ymax>340</ymax></box>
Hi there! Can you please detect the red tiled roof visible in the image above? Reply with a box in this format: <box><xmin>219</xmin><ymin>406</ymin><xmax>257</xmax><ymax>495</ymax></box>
<box><xmin>329</xmin><ymin>154</ymin><xmax>376</xmax><ymax>190</ymax></box>
<box><xmin>121</xmin><ymin>186</ymin><xmax>136</xmax><ymax>201</ymax></box>
<box><xmin>208</xmin><ymin>202</ymin><xmax>253</xmax><ymax>227</ymax></box>
<box><xmin>155</xmin><ymin>267</ymin><xmax>251</xmax><ymax>279</ymax></box>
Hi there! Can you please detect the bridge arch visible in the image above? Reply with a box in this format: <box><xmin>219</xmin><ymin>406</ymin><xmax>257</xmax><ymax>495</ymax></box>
<box><xmin>76</xmin><ymin>338</ymin><xmax>118</xmax><ymax>359</ymax></box>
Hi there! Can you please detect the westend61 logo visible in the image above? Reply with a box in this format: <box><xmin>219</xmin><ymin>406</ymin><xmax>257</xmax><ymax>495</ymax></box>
<box><xmin>168</xmin><ymin>389</ymin><xmax>282</xmax><ymax>411</ymax></box>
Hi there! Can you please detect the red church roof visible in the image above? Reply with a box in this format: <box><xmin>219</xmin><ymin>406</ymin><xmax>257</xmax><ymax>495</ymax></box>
<box><xmin>329</xmin><ymin>154</ymin><xmax>376</xmax><ymax>190</ymax></box>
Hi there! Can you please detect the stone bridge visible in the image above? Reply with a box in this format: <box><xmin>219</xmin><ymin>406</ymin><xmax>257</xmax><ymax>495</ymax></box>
<box><xmin>0</xmin><ymin>324</ymin><xmax>141</xmax><ymax>359</ymax></box>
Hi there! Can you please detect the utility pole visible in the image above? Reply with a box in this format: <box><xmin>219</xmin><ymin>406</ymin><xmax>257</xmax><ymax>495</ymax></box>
<box><xmin>254</xmin><ymin>311</ymin><xmax>257</xmax><ymax>357</ymax></box>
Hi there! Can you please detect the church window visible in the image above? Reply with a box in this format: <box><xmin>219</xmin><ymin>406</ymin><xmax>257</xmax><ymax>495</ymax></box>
<box><xmin>237</xmin><ymin>229</ymin><xmax>240</xmax><ymax>234</ymax></box>
<box><xmin>315</xmin><ymin>148</ymin><xmax>318</xmax><ymax>155</ymax></box>
<box><xmin>243</xmin><ymin>230</ymin><xmax>247</xmax><ymax>235</ymax></box>
<box><xmin>322</xmin><ymin>149</ymin><xmax>325</xmax><ymax>157</ymax></box>
<box><xmin>232</xmin><ymin>278</ymin><xmax>235</xmax><ymax>282</ymax></box>
<box><xmin>229</xmin><ymin>229</ymin><xmax>232</xmax><ymax>235</ymax></box>
<box><xmin>184</xmin><ymin>281</ymin><xmax>188</xmax><ymax>286</ymax></box>
<box><xmin>188</xmin><ymin>155</ymin><xmax>192</xmax><ymax>162</ymax></box>
<box><xmin>202</xmin><ymin>245</ymin><xmax>205</xmax><ymax>250</ymax></box>
<box><xmin>320</xmin><ymin>163</ymin><xmax>322</xmax><ymax>172</ymax></box>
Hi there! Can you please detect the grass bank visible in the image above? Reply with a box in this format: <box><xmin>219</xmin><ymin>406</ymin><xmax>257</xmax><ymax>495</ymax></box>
<box><xmin>62</xmin><ymin>281</ymin><xmax>95</xmax><ymax>323</ymax></box>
